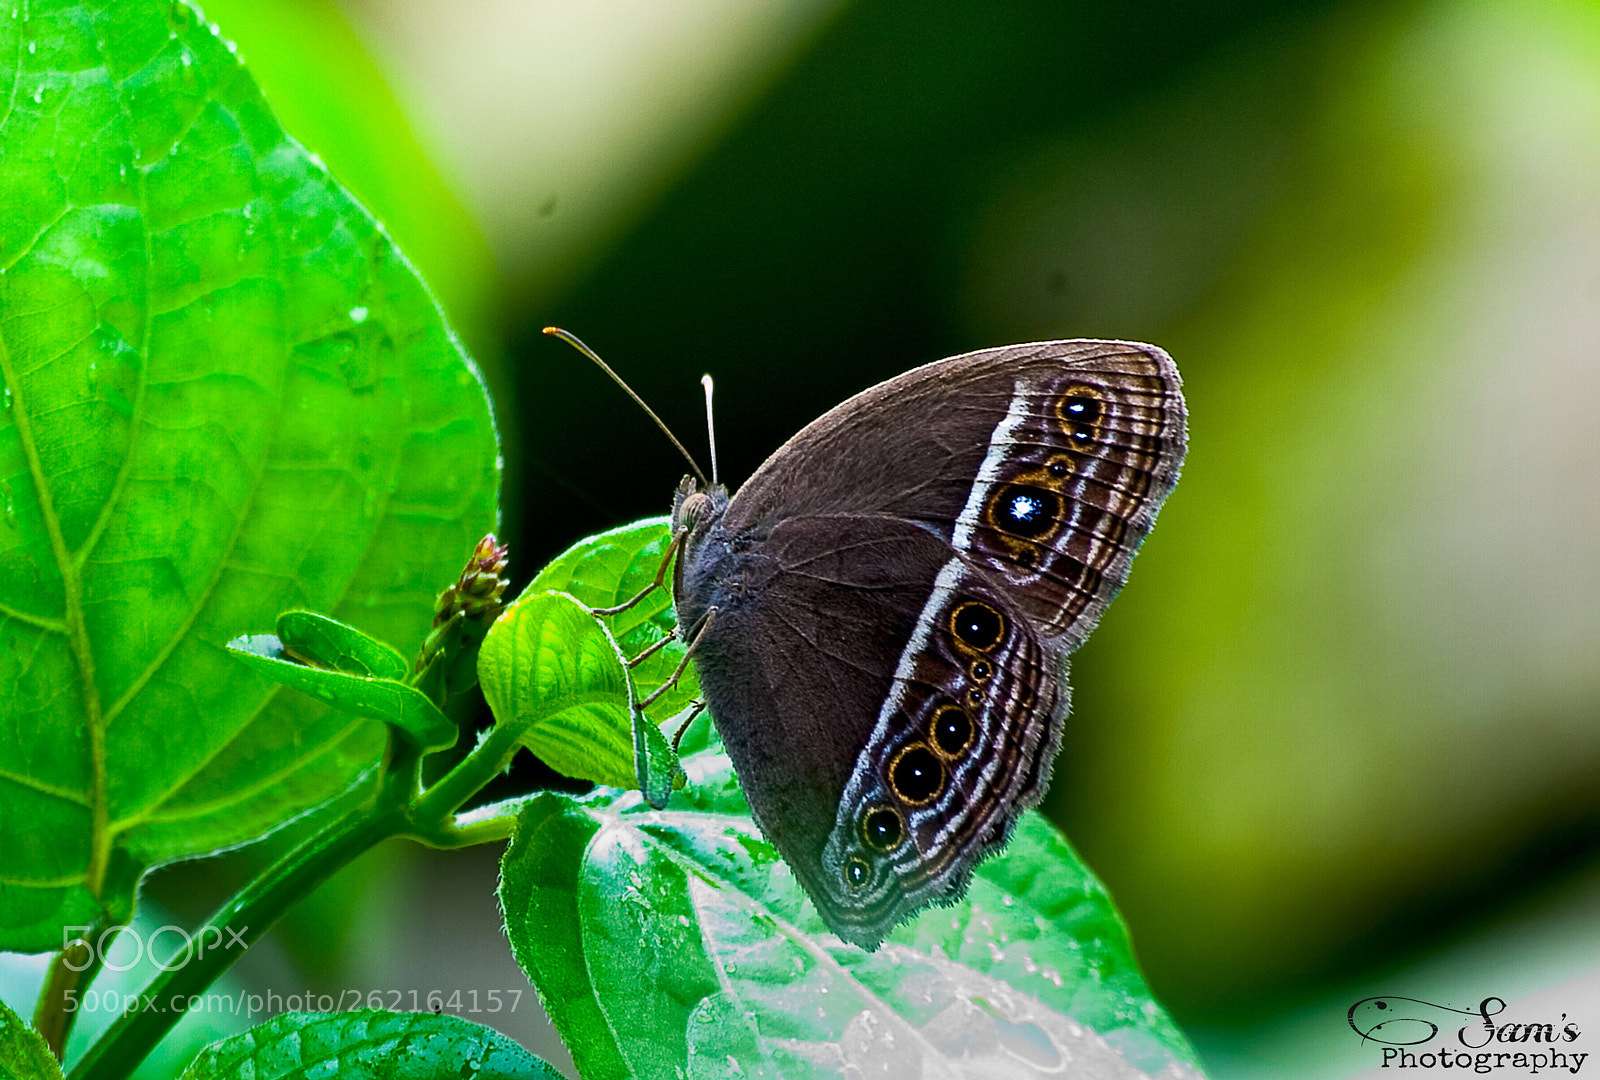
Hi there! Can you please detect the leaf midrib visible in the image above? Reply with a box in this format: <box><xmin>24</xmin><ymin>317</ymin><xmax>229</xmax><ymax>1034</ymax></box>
<box><xmin>0</xmin><ymin>329</ymin><xmax>109</xmax><ymax>900</ymax></box>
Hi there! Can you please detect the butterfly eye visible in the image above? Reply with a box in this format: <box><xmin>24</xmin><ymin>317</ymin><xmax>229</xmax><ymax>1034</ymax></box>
<box><xmin>861</xmin><ymin>806</ymin><xmax>904</xmax><ymax>851</ymax></box>
<box><xmin>844</xmin><ymin>858</ymin><xmax>871</xmax><ymax>889</ymax></box>
<box><xmin>950</xmin><ymin>601</ymin><xmax>1004</xmax><ymax>651</ymax></box>
<box><xmin>675</xmin><ymin>490</ymin><xmax>714</xmax><ymax>533</ymax></box>
<box><xmin>889</xmin><ymin>743</ymin><xmax>945</xmax><ymax>806</ymax></box>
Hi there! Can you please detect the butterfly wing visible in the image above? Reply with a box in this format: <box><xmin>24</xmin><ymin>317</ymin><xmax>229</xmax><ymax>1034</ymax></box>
<box><xmin>680</xmin><ymin>340</ymin><xmax>1186</xmax><ymax>947</ymax></box>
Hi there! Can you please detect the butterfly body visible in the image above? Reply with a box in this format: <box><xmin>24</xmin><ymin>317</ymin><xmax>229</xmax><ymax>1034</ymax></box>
<box><xmin>672</xmin><ymin>340</ymin><xmax>1186</xmax><ymax>948</ymax></box>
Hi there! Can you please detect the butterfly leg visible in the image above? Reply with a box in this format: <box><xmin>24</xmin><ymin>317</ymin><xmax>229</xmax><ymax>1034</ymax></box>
<box><xmin>590</xmin><ymin>528</ymin><xmax>687</xmax><ymax>617</ymax></box>
<box><xmin>624</xmin><ymin>629</ymin><xmax>678</xmax><ymax>669</ymax></box>
<box><xmin>638</xmin><ymin>606</ymin><xmax>716</xmax><ymax>711</ymax></box>
<box><xmin>669</xmin><ymin>701</ymin><xmax>706</xmax><ymax>750</ymax></box>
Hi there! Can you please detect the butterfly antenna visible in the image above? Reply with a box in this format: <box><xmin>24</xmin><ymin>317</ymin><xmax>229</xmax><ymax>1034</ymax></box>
<box><xmin>544</xmin><ymin>327</ymin><xmax>708</xmax><ymax>486</ymax></box>
<box><xmin>701</xmin><ymin>374</ymin><xmax>719</xmax><ymax>486</ymax></box>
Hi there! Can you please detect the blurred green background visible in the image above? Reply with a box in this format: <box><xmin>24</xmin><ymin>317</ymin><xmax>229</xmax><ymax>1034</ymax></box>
<box><xmin>121</xmin><ymin>0</ymin><xmax>1600</xmax><ymax>1075</ymax></box>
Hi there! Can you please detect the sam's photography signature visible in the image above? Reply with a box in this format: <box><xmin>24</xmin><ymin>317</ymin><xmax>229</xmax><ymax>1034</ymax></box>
<box><xmin>1349</xmin><ymin>996</ymin><xmax>1587</xmax><ymax>1075</ymax></box>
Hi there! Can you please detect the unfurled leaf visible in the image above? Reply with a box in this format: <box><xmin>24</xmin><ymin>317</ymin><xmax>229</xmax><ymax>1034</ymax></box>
<box><xmin>274</xmin><ymin>610</ymin><xmax>409</xmax><ymax>681</ymax></box>
<box><xmin>225</xmin><ymin>635</ymin><xmax>455</xmax><ymax>751</ymax></box>
<box><xmin>478</xmin><ymin>591</ymin><xmax>634</xmax><ymax>788</ymax></box>
<box><xmin>528</xmin><ymin>518</ymin><xmax>699</xmax><ymax>719</ymax></box>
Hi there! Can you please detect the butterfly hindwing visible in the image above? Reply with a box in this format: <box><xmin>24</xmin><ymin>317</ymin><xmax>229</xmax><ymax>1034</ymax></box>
<box><xmin>817</xmin><ymin>559</ymin><xmax>1068</xmax><ymax>945</ymax></box>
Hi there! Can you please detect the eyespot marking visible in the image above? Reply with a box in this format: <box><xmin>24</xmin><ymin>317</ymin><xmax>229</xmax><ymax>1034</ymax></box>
<box><xmin>950</xmin><ymin>601</ymin><xmax>1004</xmax><ymax>652</ymax></box>
<box><xmin>862</xmin><ymin>806</ymin><xmax>904</xmax><ymax>851</ymax></box>
<box><xmin>889</xmin><ymin>743</ymin><xmax>944</xmax><ymax>805</ymax></box>
<box><xmin>1059</xmin><ymin>385</ymin><xmax>1105</xmax><ymax>447</ymax></box>
<box><xmin>988</xmin><ymin>483</ymin><xmax>1060</xmax><ymax>539</ymax></box>
<box><xmin>932</xmin><ymin>706</ymin><xmax>974</xmax><ymax>757</ymax></box>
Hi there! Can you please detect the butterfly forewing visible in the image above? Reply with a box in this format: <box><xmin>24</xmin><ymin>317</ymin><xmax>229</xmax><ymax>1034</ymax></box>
<box><xmin>949</xmin><ymin>352</ymin><xmax>1183</xmax><ymax>646</ymax></box>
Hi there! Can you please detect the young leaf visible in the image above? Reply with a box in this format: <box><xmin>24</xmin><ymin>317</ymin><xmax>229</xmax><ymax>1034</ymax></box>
<box><xmin>0</xmin><ymin>0</ymin><xmax>498</xmax><ymax>951</ymax></box>
<box><xmin>527</xmin><ymin>518</ymin><xmax>699</xmax><ymax>719</ymax></box>
<box><xmin>500</xmin><ymin>742</ymin><xmax>1207</xmax><ymax>1080</ymax></box>
<box><xmin>477</xmin><ymin>591</ymin><xmax>635</xmax><ymax>788</ymax></box>
<box><xmin>632</xmin><ymin>705</ymin><xmax>686</xmax><ymax>811</ymax></box>
<box><xmin>177</xmin><ymin>1010</ymin><xmax>563</xmax><ymax>1079</ymax></box>
<box><xmin>274</xmin><ymin>610</ymin><xmax>409</xmax><ymax>682</ymax></box>
<box><xmin>0</xmin><ymin>998</ymin><xmax>63</xmax><ymax>1080</ymax></box>
<box><xmin>225</xmin><ymin>635</ymin><xmax>455</xmax><ymax>751</ymax></box>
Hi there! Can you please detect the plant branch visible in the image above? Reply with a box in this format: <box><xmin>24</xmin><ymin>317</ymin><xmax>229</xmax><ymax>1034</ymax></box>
<box><xmin>405</xmin><ymin>720</ymin><xmax>526</xmax><ymax>832</ymax></box>
<box><xmin>33</xmin><ymin>928</ymin><xmax>106</xmax><ymax>1060</ymax></box>
<box><xmin>66</xmin><ymin>770</ymin><xmax>400</xmax><ymax>1080</ymax></box>
<box><xmin>64</xmin><ymin>692</ymin><xmax>527</xmax><ymax>1079</ymax></box>
<box><xmin>409</xmin><ymin>794</ymin><xmax>537</xmax><ymax>849</ymax></box>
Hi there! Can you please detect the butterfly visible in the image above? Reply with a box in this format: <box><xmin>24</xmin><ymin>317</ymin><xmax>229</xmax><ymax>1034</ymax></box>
<box><xmin>668</xmin><ymin>340</ymin><xmax>1186</xmax><ymax>948</ymax></box>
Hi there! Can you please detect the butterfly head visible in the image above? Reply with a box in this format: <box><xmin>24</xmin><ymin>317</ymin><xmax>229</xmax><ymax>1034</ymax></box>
<box><xmin>671</xmin><ymin>474</ymin><xmax>728</xmax><ymax>540</ymax></box>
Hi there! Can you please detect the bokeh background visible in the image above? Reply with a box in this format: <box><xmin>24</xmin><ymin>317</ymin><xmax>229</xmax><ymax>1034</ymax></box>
<box><xmin>40</xmin><ymin>0</ymin><xmax>1600</xmax><ymax>1076</ymax></box>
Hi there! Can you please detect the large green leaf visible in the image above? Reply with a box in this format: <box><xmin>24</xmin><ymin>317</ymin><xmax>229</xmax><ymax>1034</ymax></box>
<box><xmin>177</xmin><ymin>1010</ymin><xmax>562</xmax><ymax>1080</ymax></box>
<box><xmin>500</xmin><ymin>740</ymin><xmax>1206</xmax><ymax>1080</ymax></box>
<box><xmin>0</xmin><ymin>0</ymin><xmax>499</xmax><ymax>951</ymax></box>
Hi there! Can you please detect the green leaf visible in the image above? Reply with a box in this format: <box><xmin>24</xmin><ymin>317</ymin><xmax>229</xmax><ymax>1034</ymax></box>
<box><xmin>500</xmin><ymin>741</ymin><xmax>1206</xmax><ymax>1080</ymax></box>
<box><xmin>478</xmin><ymin>591</ymin><xmax>635</xmax><ymax>788</ymax></box>
<box><xmin>528</xmin><ymin>517</ymin><xmax>700</xmax><ymax>718</ymax></box>
<box><xmin>177</xmin><ymin>1010</ymin><xmax>563</xmax><ymax>1079</ymax></box>
<box><xmin>497</xmin><ymin>793</ymin><xmax>628</xmax><ymax>1080</ymax></box>
<box><xmin>0</xmin><ymin>997</ymin><xmax>62</xmax><ymax>1080</ymax></box>
<box><xmin>274</xmin><ymin>610</ymin><xmax>409</xmax><ymax>681</ymax></box>
<box><xmin>225</xmin><ymin>635</ymin><xmax>454</xmax><ymax>751</ymax></box>
<box><xmin>0</xmin><ymin>0</ymin><xmax>499</xmax><ymax>951</ymax></box>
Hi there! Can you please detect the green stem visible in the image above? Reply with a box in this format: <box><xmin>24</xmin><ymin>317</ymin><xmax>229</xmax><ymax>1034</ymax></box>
<box><xmin>34</xmin><ymin>928</ymin><xmax>106</xmax><ymax>1061</ymax></box>
<box><xmin>406</xmin><ymin>720</ymin><xmax>526</xmax><ymax>830</ymax></box>
<box><xmin>66</xmin><ymin>787</ymin><xmax>400</xmax><ymax>1080</ymax></box>
<box><xmin>62</xmin><ymin>715</ymin><xmax>527</xmax><ymax>1080</ymax></box>
<box><xmin>62</xmin><ymin>705</ymin><xmax>528</xmax><ymax>1080</ymax></box>
<box><xmin>410</xmin><ymin>794</ymin><xmax>534</xmax><ymax>849</ymax></box>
